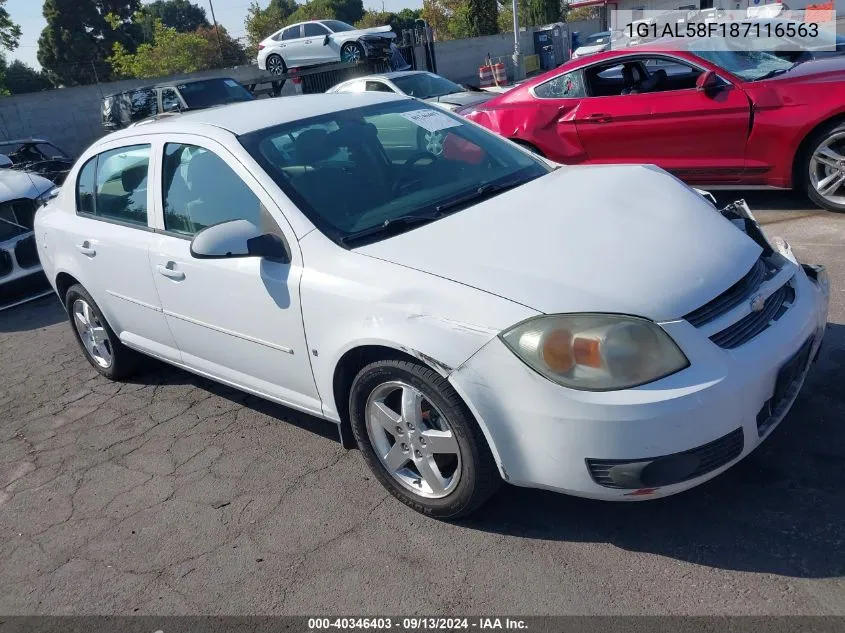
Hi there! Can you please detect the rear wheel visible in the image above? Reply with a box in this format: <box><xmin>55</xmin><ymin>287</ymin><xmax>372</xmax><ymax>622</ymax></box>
<box><xmin>266</xmin><ymin>54</ymin><xmax>286</xmax><ymax>77</ymax></box>
<box><xmin>802</xmin><ymin>120</ymin><xmax>845</xmax><ymax>213</ymax></box>
<box><xmin>349</xmin><ymin>359</ymin><xmax>501</xmax><ymax>519</ymax></box>
<box><xmin>65</xmin><ymin>284</ymin><xmax>139</xmax><ymax>380</ymax></box>
<box><xmin>341</xmin><ymin>42</ymin><xmax>364</xmax><ymax>63</ymax></box>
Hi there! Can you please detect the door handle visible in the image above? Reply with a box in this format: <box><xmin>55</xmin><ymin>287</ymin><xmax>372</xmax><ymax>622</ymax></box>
<box><xmin>584</xmin><ymin>113</ymin><xmax>612</xmax><ymax>123</ymax></box>
<box><xmin>76</xmin><ymin>241</ymin><xmax>96</xmax><ymax>257</ymax></box>
<box><xmin>157</xmin><ymin>262</ymin><xmax>185</xmax><ymax>281</ymax></box>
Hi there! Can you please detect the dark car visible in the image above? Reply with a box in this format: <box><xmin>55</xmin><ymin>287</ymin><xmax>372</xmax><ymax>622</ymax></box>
<box><xmin>0</xmin><ymin>138</ymin><xmax>73</xmax><ymax>185</ymax></box>
<box><xmin>102</xmin><ymin>77</ymin><xmax>255</xmax><ymax>131</ymax></box>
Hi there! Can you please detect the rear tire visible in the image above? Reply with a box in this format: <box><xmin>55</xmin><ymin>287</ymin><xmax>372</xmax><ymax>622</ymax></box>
<box><xmin>801</xmin><ymin>120</ymin><xmax>845</xmax><ymax>213</ymax></box>
<box><xmin>349</xmin><ymin>359</ymin><xmax>501</xmax><ymax>519</ymax></box>
<box><xmin>266</xmin><ymin>54</ymin><xmax>286</xmax><ymax>77</ymax></box>
<box><xmin>65</xmin><ymin>284</ymin><xmax>139</xmax><ymax>380</ymax></box>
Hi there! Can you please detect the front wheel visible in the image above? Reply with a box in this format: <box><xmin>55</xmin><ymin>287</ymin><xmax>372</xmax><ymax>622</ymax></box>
<box><xmin>349</xmin><ymin>359</ymin><xmax>501</xmax><ymax>519</ymax></box>
<box><xmin>802</xmin><ymin>120</ymin><xmax>845</xmax><ymax>213</ymax></box>
<box><xmin>341</xmin><ymin>42</ymin><xmax>364</xmax><ymax>64</ymax></box>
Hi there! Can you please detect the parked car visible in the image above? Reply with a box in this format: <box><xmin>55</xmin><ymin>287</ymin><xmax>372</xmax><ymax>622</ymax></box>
<box><xmin>327</xmin><ymin>71</ymin><xmax>497</xmax><ymax>153</ymax></box>
<box><xmin>0</xmin><ymin>138</ymin><xmax>73</xmax><ymax>185</ymax></box>
<box><xmin>571</xmin><ymin>30</ymin><xmax>630</xmax><ymax>59</ymax></box>
<box><xmin>102</xmin><ymin>77</ymin><xmax>255</xmax><ymax>131</ymax></box>
<box><xmin>257</xmin><ymin>20</ymin><xmax>396</xmax><ymax>75</ymax></box>
<box><xmin>735</xmin><ymin>19</ymin><xmax>845</xmax><ymax>63</ymax></box>
<box><xmin>460</xmin><ymin>41</ymin><xmax>845</xmax><ymax>212</ymax></box>
<box><xmin>36</xmin><ymin>95</ymin><xmax>829</xmax><ymax>518</ymax></box>
<box><xmin>1</xmin><ymin>169</ymin><xmax>56</xmax><ymax>310</ymax></box>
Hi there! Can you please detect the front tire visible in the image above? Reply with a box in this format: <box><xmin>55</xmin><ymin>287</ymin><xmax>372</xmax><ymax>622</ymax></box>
<box><xmin>349</xmin><ymin>359</ymin><xmax>501</xmax><ymax>519</ymax></box>
<box><xmin>65</xmin><ymin>284</ymin><xmax>139</xmax><ymax>380</ymax></box>
<box><xmin>802</xmin><ymin>120</ymin><xmax>845</xmax><ymax>213</ymax></box>
<box><xmin>341</xmin><ymin>42</ymin><xmax>364</xmax><ymax>64</ymax></box>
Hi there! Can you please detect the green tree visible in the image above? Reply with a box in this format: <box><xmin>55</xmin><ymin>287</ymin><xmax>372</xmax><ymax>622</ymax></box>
<box><xmin>466</xmin><ymin>0</ymin><xmax>498</xmax><ymax>36</ymax></box>
<box><xmin>197</xmin><ymin>24</ymin><xmax>248</xmax><ymax>67</ymax></box>
<box><xmin>109</xmin><ymin>18</ymin><xmax>210</xmax><ymax>78</ymax></box>
<box><xmin>270</xmin><ymin>0</ymin><xmax>299</xmax><ymax>18</ymax></box>
<box><xmin>38</xmin><ymin>0</ymin><xmax>141</xmax><ymax>86</ymax></box>
<box><xmin>5</xmin><ymin>59</ymin><xmax>52</xmax><ymax>93</ymax></box>
<box><xmin>355</xmin><ymin>10</ymin><xmax>393</xmax><ymax>29</ymax></box>
<box><xmin>244</xmin><ymin>0</ymin><xmax>295</xmax><ymax>58</ymax></box>
<box><xmin>0</xmin><ymin>0</ymin><xmax>21</xmax><ymax>51</ymax></box>
<box><xmin>528</xmin><ymin>0</ymin><xmax>560</xmax><ymax>25</ymax></box>
<box><xmin>284</xmin><ymin>1</ymin><xmax>335</xmax><ymax>25</ymax></box>
<box><xmin>143</xmin><ymin>0</ymin><xmax>210</xmax><ymax>32</ymax></box>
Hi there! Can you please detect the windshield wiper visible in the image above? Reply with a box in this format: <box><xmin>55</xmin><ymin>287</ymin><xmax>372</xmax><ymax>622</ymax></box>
<box><xmin>434</xmin><ymin>177</ymin><xmax>531</xmax><ymax>215</ymax></box>
<box><xmin>339</xmin><ymin>213</ymin><xmax>441</xmax><ymax>247</ymax></box>
<box><xmin>756</xmin><ymin>64</ymin><xmax>796</xmax><ymax>81</ymax></box>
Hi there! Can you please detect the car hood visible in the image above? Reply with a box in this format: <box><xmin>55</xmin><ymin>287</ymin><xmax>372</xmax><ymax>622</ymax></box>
<box><xmin>0</xmin><ymin>169</ymin><xmax>54</xmax><ymax>201</ymax></box>
<box><xmin>357</xmin><ymin>164</ymin><xmax>761</xmax><ymax>321</ymax></box>
<box><xmin>426</xmin><ymin>91</ymin><xmax>494</xmax><ymax>107</ymax></box>
<box><xmin>763</xmin><ymin>56</ymin><xmax>845</xmax><ymax>83</ymax></box>
<box><xmin>573</xmin><ymin>43</ymin><xmax>607</xmax><ymax>57</ymax></box>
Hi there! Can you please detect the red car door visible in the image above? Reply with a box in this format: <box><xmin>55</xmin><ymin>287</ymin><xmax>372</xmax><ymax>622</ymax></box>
<box><xmin>573</xmin><ymin>56</ymin><xmax>752</xmax><ymax>185</ymax></box>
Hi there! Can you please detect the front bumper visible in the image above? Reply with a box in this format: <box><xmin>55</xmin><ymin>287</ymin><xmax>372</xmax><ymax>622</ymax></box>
<box><xmin>358</xmin><ymin>36</ymin><xmax>394</xmax><ymax>58</ymax></box>
<box><xmin>449</xmin><ymin>263</ymin><xmax>830</xmax><ymax>500</ymax></box>
<box><xmin>1</xmin><ymin>233</ymin><xmax>51</xmax><ymax>311</ymax></box>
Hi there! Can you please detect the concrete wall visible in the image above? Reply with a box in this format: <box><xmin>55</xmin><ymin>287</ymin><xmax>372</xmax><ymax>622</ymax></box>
<box><xmin>433</xmin><ymin>28</ymin><xmax>541</xmax><ymax>85</ymax></box>
<box><xmin>0</xmin><ymin>65</ymin><xmax>281</xmax><ymax>159</ymax></box>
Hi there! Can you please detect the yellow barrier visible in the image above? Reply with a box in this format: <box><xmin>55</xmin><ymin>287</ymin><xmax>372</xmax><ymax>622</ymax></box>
<box><xmin>524</xmin><ymin>54</ymin><xmax>540</xmax><ymax>74</ymax></box>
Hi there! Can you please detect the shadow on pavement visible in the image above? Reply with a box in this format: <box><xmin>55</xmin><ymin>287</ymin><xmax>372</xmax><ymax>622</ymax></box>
<box><xmin>0</xmin><ymin>294</ymin><xmax>65</xmax><ymax>332</ymax></box>
<box><xmin>713</xmin><ymin>190</ymin><xmax>819</xmax><ymax>212</ymax></box>
<box><xmin>463</xmin><ymin>322</ymin><xmax>845</xmax><ymax>580</ymax></box>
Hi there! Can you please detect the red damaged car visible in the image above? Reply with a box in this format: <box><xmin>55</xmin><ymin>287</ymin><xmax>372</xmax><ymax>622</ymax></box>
<box><xmin>459</xmin><ymin>41</ymin><xmax>845</xmax><ymax>212</ymax></box>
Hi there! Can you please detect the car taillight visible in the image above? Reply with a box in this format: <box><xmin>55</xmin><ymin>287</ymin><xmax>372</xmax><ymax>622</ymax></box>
<box><xmin>258</xmin><ymin>43</ymin><xmax>265</xmax><ymax>51</ymax></box>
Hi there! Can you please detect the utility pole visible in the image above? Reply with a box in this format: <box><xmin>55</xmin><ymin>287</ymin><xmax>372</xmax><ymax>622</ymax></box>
<box><xmin>208</xmin><ymin>0</ymin><xmax>225</xmax><ymax>66</ymax></box>
<box><xmin>512</xmin><ymin>0</ymin><xmax>523</xmax><ymax>81</ymax></box>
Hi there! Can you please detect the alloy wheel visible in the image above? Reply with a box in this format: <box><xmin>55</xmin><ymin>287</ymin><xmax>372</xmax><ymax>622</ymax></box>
<box><xmin>267</xmin><ymin>55</ymin><xmax>284</xmax><ymax>76</ymax></box>
<box><xmin>342</xmin><ymin>45</ymin><xmax>361</xmax><ymax>63</ymax></box>
<box><xmin>809</xmin><ymin>131</ymin><xmax>845</xmax><ymax>206</ymax></box>
<box><xmin>364</xmin><ymin>380</ymin><xmax>462</xmax><ymax>499</ymax></box>
<box><xmin>423</xmin><ymin>130</ymin><xmax>445</xmax><ymax>156</ymax></box>
<box><xmin>72</xmin><ymin>299</ymin><xmax>113</xmax><ymax>369</ymax></box>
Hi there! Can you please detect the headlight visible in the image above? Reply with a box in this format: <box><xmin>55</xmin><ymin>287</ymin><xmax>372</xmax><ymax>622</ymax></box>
<box><xmin>500</xmin><ymin>314</ymin><xmax>689</xmax><ymax>391</ymax></box>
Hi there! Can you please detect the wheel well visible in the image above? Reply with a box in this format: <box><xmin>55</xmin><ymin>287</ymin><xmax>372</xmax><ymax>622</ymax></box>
<box><xmin>792</xmin><ymin>113</ymin><xmax>845</xmax><ymax>188</ymax></box>
<box><xmin>332</xmin><ymin>345</ymin><xmax>425</xmax><ymax>448</ymax></box>
<box><xmin>55</xmin><ymin>272</ymin><xmax>80</xmax><ymax>307</ymax></box>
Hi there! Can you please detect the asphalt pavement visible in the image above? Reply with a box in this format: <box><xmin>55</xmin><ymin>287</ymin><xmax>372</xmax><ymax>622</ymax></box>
<box><xmin>0</xmin><ymin>190</ymin><xmax>843</xmax><ymax>615</ymax></box>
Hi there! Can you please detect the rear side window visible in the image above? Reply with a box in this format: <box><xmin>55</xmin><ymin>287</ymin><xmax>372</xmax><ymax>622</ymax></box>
<box><xmin>76</xmin><ymin>144</ymin><xmax>151</xmax><ymax>227</ymax></box>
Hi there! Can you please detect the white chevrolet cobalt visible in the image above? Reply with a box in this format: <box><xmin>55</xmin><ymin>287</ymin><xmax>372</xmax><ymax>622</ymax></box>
<box><xmin>35</xmin><ymin>94</ymin><xmax>829</xmax><ymax>518</ymax></box>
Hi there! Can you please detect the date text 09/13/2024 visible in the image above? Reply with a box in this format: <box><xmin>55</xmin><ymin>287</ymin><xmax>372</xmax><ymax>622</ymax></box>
<box><xmin>306</xmin><ymin>617</ymin><xmax>529</xmax><ymax>630</ymax></box>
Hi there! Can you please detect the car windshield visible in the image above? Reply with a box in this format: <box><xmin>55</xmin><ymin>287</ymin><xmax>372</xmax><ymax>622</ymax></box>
<box><xmin>391</xmin><ymin>73</ymin><xmax>466</xmax><ymax>99</ymax></box>
<box><xmin>585</xmin><ymin>32</ymin><xmax>611</xmax><ymax>45</ymax></box>
<box><xmin>322</xmin><ymin>20</ymin><xmax>356</xmax><ymax>32</ymax></box>
<box><xmin>239</xmin><ymin>100</ymin><xmax>550</xmax><ymax>246</ymax></box>
<box><xmin>176</xmin><ymin>78</ymin><xmax>255</xmax><ymax>109</ymax></box>
<box><xmin>688</xmin><ymin>40</ymin><xmax>795</xmax><ymax>80</ymax></box>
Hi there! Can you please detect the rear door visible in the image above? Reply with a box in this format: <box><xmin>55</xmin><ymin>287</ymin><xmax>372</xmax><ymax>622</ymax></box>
<box><xmin>277</xmin><ymin>24</ymin><xmax>306</xmax><ymax>67</ymax></box>
<box><xmin>63</xmin><ymin>141</ymin><xmax>180</xmax><ymax>362</ymax></box>
<box><xmin>573</xmin><ymin>55</ymin><xmax>752</xmax><ymax>184</ymax></box>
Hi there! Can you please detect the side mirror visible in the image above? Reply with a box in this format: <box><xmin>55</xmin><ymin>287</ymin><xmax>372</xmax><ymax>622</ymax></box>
<box><xmin>696</xmin><ymin>70</ymin><xmax>720</xmax><ymax>93</ymax></box>
<box><xmin>323</xmin><ymin>34</ymin><xmax>330</xmax><ymax>46</ymax></box>
<box><xmin>0</xmin><ymin>154</ymin><xmax>13</xmax><ymax>168</ymax></box>
<box><xmin>190</xmin><ymin>219</ymin><xmax>290</xmax><ymax>263</ymax></box>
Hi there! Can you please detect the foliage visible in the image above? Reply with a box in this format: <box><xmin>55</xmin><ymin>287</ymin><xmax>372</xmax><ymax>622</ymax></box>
<box><xmin>38</xmin><ymin>0</ymin><xmax>142</xmax><ymax>86</ymax></box>
<box><xmin>565</xmin><ymin>4</ymin><xmax>602</xmax><ymax>21</ymax></box>
<box><xmin>5</xmin><ymin>59</ymin><xmax>52</xmax><ymax>93</ymax></box>
<box><xmin>142</xmin><ymin>0</ymin><xmax>210</xmax><ymax>32</ymax></box>
<box><xmin>528</xmin><ymin>0</ymin><xmax>560</xmax><ymax>26</ymax></box>
<box><xmin>197</xmin><ymin>24</ymin><xmax>248</xmax><ymax>66</ymax></box>
<box><xmin>244</xmin><ymin>0</ymin><xmax>301</xmax><ymax>57</ymax></box>
<box><xmin>354</xmin><ymin>9</ymin><xmax>420</xmax><ymax>33</ymax></box>
<box><xmin>109</xmin><ymin>17</ymin><xmax>241</xmax><ymax>79</ymax></box>
<box><xmin>0</xmin><ymin>0</ymin><xmax>21</xmax><ymax>51</ymax></box>
<box><xmin>466</xmin><ymin>0</ymin><xmax>498</xmax><ymax>36</ymax></box>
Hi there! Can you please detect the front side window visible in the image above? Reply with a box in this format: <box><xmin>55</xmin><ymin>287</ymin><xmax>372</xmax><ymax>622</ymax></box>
<box><xmin>534</xmin><ymin>71</ymin><xmax>586</xmax><ymax>99</ymax></box>
<box><xmin>162</xmin><ymin>144</ymin><xmax>263</xmax><ymax>236</ymax></box>
<box><xmin>303</xmin><ymin>23</ymin><xmax>329</xmax><ymax>37</ymax></box>
<box><xmin>240</xmin><ymin>100</ymin><xmax>550</xmax><ymax>246</ymax></box>
<box><xmin>77</xmin><ymin>145</ymin><xmax>150</xmax><ymax>226</ymax></box>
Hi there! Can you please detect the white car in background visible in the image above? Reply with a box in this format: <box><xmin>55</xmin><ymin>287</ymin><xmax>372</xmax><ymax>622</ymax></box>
<box><xmin>0</xmin><ymin>165</ymin><xmax>57</xmax><ymax>310</ymax></box>
<box><xmin>35</xmin><ymin>94</ymin><xmax>829</xmax><ymax>518</ymax></box>
<box><xmin>257</xmin><ymin>20</ymin><xmax>396</xmax><ymax>74</ymax></box>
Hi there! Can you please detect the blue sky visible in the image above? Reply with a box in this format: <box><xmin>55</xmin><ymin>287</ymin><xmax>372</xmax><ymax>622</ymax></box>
<box><xmin>6</xmin><ymin>0</ymin><xmax>423</xmax><ymax>69</ymax></box>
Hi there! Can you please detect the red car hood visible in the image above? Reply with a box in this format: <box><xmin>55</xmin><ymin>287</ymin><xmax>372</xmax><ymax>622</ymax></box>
<box><xmin>757</xmin><ymin>56</ymin><xmax>845</xmax><ymax>85</ymax></box>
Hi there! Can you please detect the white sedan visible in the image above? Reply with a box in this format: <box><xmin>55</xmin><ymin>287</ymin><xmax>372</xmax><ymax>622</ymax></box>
<box><xmin>35</xmin><ymin>93</ymin><xmax>829</xmax><ymax>518</ymax></box>
<box><xmin>257</xmin><ymin>20</ymin><xmax>395</xmax><ymax>74</ymax></box>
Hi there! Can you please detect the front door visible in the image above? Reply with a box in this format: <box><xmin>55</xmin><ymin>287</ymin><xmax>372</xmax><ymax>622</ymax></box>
<box><xmin>301</xmin><ymin>22</ymin><xmax>334</xmax><ymax>64</ymax></box>
<box><xmin>574</xmin><ymin>56</ymin><xmax>752</xmax><ymax>184</ymax></box>
<box><xmin>148</xmin><ymin>138</ymin><xmax>322</xmax><ymax>414</ymax></box>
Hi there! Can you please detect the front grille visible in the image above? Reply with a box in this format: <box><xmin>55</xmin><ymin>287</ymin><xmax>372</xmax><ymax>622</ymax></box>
<box><xmin>0</xmin><ymin>270</ymin><xmax>50</xmax><ymax>309</ymax></box>
<box><xmin>14</xmin><ymin>235</ymin><xmax>39</xmax><ymax>268</ymax></box>
<box><xmin>684</xmin><ymin>257</ymin><xmax>769</xmax><ymax>327</ymax></box>
<box><xmin>710</xmin><ymin>283</ymin><xmax>794</xmax><ymax>349</ymax></box>
<box><xmin>586</xmin><ymin>427</ymin><xmax>744</xmax><ymax>489</ymax></box>
<box><xmin>0</xmin><ymin>250</ymin><xmax>11</xmax><ymax>278</ymax></box>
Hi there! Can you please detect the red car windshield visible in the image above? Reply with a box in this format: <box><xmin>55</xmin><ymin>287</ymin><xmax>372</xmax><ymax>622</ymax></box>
<box><xmin>688</xmin><ymin>41</ymin><xmax>795</xmax><ymax>80</ymax></box>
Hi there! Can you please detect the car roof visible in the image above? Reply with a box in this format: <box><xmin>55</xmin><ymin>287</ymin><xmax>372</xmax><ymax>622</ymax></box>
<box><xmin>345</xmin><ymin>71</ymin><xmax>429</xmax><ymax>82</ymax></box>
<box><xmin>98</xmin><ymin>92</ymin><xmax>407</xmax><ymax>143</ymax></box>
